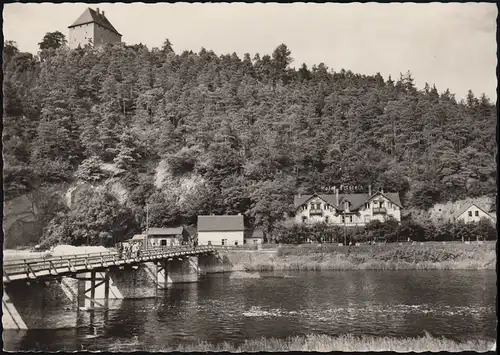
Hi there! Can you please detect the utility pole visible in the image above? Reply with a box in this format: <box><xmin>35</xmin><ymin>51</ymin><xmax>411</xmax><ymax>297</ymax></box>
<box><xmin>146</xmin><ymin>203</ymin><xmax>149</xmax><ymax>250</ymax></box>
<box><xmin>344</xmin><ymin>210</ymin><xmax>347</xmax><ymax>246</ymax></box>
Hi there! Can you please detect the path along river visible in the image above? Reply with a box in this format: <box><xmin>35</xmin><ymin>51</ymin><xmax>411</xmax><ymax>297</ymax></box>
<box><xmin>3</xmin><ymin>269</ymin><xmax>496</xmax><ymax>351</ymax></box>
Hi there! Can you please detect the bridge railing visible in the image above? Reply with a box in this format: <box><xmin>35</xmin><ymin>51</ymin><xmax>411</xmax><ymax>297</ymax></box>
<box><xmin>3</xmin><ymin>245</ymin><xmax>215</xmax><ymax>281</ymax></box>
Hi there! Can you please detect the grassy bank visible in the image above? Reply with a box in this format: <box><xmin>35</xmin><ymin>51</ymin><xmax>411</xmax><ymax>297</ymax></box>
<box><xmin>109</xmin><ymin>333</ymin><xmax>495</xmax><ymax>352</ymax></box>
<box><xmin>233</xmin><ymin>242</ymin><xmax>496</xmax><ymax>271</ymax></box>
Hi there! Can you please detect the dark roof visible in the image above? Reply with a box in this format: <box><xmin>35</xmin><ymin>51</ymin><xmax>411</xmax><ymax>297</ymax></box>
<box><xmin>198</xmin><ymin>215</ymin><xmax>244</xmax><ymax>232</ymax></box>
<box><xmin>68</xmin><ymin>8</ymin><xmax>121</xmax><ymax>36</ymax></box>
<box><xmin>147</xmin><ymin>227</ymin><xmax>183</xmax><ymax>236</ymax></box>
<box><xmin>244</xmin><ymin>228</ymin><xmax>264</xmax><ymax>239</ymax></box>
<box><xmin>294</xmin><ymin>191</ymin><xmax>402</xmax><ymax>211</ymax></box>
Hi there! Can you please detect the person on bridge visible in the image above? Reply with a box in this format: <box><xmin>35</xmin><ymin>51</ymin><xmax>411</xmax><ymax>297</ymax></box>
<box><xmin>136</xmin><ymin>242</ymin><xmax>141</xmax><ymax>258</ymax></box>
<box><xmin>130</xmin><ymin>243</ymin><xmax>137</xmax><ymax>259</ymax></box>
<box><xmin>124</xmin><ymin>243</ymin><xmax>131</xmax><ymax>259</ymax></box>
<box><xmin>117</xmin><ymin>242</ymin><xmax>124</xmax><ymax>259</ymax></box>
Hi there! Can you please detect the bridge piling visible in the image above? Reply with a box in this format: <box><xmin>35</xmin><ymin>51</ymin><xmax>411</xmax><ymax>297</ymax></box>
<box><xmin>2</xmin><ymin>290</ymin><xmax>28</xmax><ymax>330</ymax></box>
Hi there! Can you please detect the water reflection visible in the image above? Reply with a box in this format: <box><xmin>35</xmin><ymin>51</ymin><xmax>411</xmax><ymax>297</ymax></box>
<box><xmin>4</xmin><ymin>270</ymin><xmax>496</xmax><ymax>351</ymax></box>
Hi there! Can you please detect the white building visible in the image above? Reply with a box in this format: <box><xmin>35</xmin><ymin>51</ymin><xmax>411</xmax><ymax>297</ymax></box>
<box><xmin>68</xmin><ymin>8</ymin><xmax>122</xmax><ymax>49</ymax></box>
<box><xmin>146</xmin><ymin>227</ymin><xmax>189</xmax><ymax>247</ymax></box>
<box><xmin>197</xmin><ymin>215</ymin><xmax>244</xmax><ymax>246</ymax></box>
<box><xmin>454</xmin><ymin>203</ymin><xmax>495</xmax><ymax>224</ymax></box>
<box><xmin>294</xmin><ymin>187</ymin><xmax>402</xmax><ymax>227</ymax></box>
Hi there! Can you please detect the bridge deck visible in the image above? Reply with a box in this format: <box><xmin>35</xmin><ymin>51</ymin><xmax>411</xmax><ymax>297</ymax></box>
<box><xmin>3</xmin><ymin>246</ymin><xmax>216</xmax><ymax>284</ymax></box>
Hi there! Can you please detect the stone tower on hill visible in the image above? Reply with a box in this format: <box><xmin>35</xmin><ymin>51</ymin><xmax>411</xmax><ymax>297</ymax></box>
<box><xmin>68</xmin><ymin>7</ymin><xmax>121</xmax><ymax>49</ymax></box>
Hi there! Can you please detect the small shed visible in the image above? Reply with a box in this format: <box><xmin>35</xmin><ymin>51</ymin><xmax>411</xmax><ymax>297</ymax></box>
<box><xmin>146</xmin><ymin>227</ymin><xmax>189</xmax><ymax>247</ymax></box>
<box><xmin>244</xmin><ymin>228</ymin><xmax>264</xmax><ymax>245</ymax></box>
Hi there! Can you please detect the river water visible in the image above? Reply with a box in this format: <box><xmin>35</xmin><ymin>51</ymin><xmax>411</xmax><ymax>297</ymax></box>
<box><xmin>3</xmin><ymin>270</ymin><xmax>496</xmax><ymax>351</ymax></box>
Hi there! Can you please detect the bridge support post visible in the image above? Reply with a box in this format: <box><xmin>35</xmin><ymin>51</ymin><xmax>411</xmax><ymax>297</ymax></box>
<box><xmin>64</xmin><ymin>271</ymin><xmax>123</xmax><ymax>310</ymax></box>
<box><xmin>2</xmin><ymin>289</ymin><xmax>28</xmax><ymax>330</ymax></box>
<box><xmin>166</xmin><ymin>256</ymin><xmax>199</xmax><ymax>284</ymax></box>
<box><xmin>156</xmin><ymin>260</ymin><xmax>168</xmax><ymax>289</ymax></box>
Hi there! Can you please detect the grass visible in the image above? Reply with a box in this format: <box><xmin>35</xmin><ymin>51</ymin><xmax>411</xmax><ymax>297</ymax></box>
<box><xmin>236</xmin><ymin>242</ymin><xmax>496</xmax><ymax>271</ymax></box>
<box><xmin>108</xmin><ymin>333</ymin><xmax>495</xmax><ymax>352</ymax></box>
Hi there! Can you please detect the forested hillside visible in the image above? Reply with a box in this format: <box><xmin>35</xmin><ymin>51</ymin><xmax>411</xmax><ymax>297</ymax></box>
<box><xmin>2</xmin><ymin>37</ymin><xmax>497</xmax><ymax>246</ymax></box>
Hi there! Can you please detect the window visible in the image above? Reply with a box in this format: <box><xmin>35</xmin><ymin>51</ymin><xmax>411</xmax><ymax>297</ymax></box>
<box><xmin>244</xmin><ymin>239</ymin><xmax>247</xmax><ymax>244</ymax></box>
<box><xmin>208</xmin><ymin>241</ymin><xmax>212</xmax><ymax>245</ymax></box>
<box><xmin>365</xmin><ymin>203</ymin><xmax>369</xmax><ymax>209</ymax></box>
<box><xmin>341</xmin><ymin>216</ymin><xmax>345</xmax><ymax>223</ymax></box>
<box><xmin>325</xmin><ymin>216</ymin><xmax>329</xmax><ymax>223</ymax></box>
<box><xmin>468</xmin><ymin>211</ymin><xmax>472</xmax><ymax>217</ymax></box>
<box><xmin>253</xmin><ymin>240</ymin><xmax>258</xmax><ymax>245</ymax></box>
<box><xmin>222</xmin><ymin>239</ymin><xmax>227</xmax><ymax>246</ymax></box>
<box><xmin>161</xmin><ymin>240</ymin><xmax>167</xmax><ymax>246</ymax></box>
<box><xmin>475</xmin><ymin>211</ymin><xmax>479</xmax><ymax>216</ymax></box>
<box><xmin>234</xmin><ymin>241</ymin><xmax>238</xmax><ymax>246</ymax></box>
<box><xmin>302</xmin><ymin>216</ymin><xmax>307</xmax><ymax>223</ymax></box>
<box><xmin>349</xmin><ymin>216</ymin><xmax>353</xmax><ymax>223</ymax></box>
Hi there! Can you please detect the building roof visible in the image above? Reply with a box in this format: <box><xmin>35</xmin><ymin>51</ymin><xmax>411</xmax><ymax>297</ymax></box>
<box><xmin>455</xmin><ymin>203</ymin><xmax>493</xmax><ymax>219</ymax></box>
<box><xmin>68</xmin><ymin>8</ymin><xmax>121</xmax><ymax>36</ymax></box>
<box><xmin>294</xmin><ymin>191</ymin><xmax>402</xmax><ymax>211</ymax></box>
<box><xmin>244</xmin><ymin>228</ymin><xmax>264</xmax><ymax>239</ymax></box>
<box><xmin>198</xmin><ymin>215</ymin><xmax>244</xmax><ymax>232</ymax></box>
<box><xmin>131</xmin><ymin>234</ymin><xmax>147</xmax><ymax>240</ymax></box>
<box><xmin>147</xmin><ymin>227</ymin><xmax>184</xmax><ymax>236</ymax></box>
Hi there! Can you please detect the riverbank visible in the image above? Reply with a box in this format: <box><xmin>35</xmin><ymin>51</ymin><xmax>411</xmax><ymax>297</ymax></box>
<box><xmin>109</xmin><ymin>333</ymin><xmax>495</xmax><ymax>352</ymax></box>
<box><xmin>227</xmin><ymin>242</ymin><xmax>496</xmax><ymax>271</ymax></box>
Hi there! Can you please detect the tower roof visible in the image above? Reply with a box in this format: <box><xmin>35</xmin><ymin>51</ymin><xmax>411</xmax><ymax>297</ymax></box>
<box><xmin>68</xmin><ymin>8</ymin><xmax>121</xmax><ymax>36</ymax></box>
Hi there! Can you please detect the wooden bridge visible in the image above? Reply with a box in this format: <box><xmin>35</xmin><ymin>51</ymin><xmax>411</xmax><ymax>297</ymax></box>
<box><xmin>3</xmin><ymin>245</ymin><xmax>216</xmax><ymax>284</ymax></box>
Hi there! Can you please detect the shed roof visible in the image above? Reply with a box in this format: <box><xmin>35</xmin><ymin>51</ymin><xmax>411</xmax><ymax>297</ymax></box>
<box><xmin>198</xmin><ymin>215</ymin><xmax>244</xmax><ymax>232</ymax></box>
<box><xmin>244</xmin><ymin>228</ymin><xmax>264</xmax><ymax>239</ymax></box>
<box><xmin>69</xmin><ymin>8</ymin><xmax>121</xmax><ymax>36</ymax></box>
<box><xmin>131</xmin><ymin>234</ymin><xmax>147</xmax><ymax>240</ymax></box>
<box><xmin>147</xmin><ymin>227</ymin><xmax>184</xmax><ymax>236</ymax></box>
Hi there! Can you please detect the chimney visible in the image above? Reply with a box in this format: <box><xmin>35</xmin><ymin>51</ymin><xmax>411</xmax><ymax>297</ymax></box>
<box><xmin>368</xmin><ymin>184</ymin><xmax>372</xmax><ymax>196</ymax></box>
<box><xmin>335</xmin><ymin>187</ymin><xmax>339</xmax><ymax>206</ymax></box>
<box><xmin>381</xmin><ymin>188</ymin><xmax>384</xmax><ymax>194</ymax></box>
<box><xmin>96</xmin><ymin>8</ymin><xmax>100</xmax><ymax>14</ymax></box>
<box><xmin>102</xmin><ymin>10</ymin><xmax>105</xmax><ymax>17</ymax></box>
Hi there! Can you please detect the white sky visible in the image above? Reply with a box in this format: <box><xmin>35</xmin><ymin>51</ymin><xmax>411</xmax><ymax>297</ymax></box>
<box><xmin>3</xmin><ymin>2</ymin><xmax>497</xmax><ymax>100</ymax></box>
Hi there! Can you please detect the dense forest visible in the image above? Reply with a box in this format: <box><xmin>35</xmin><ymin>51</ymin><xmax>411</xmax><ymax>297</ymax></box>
<box><xmin>2</xmin><ymin>33</ymin><xmax>497</xmax><ymax>246</ymax></box>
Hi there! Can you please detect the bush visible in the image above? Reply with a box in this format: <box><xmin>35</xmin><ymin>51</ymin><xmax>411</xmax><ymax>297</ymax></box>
<box><xmin>274</xmin><ymin>217</ymin><xmax>496</xmax><ymax>245</ymax></box>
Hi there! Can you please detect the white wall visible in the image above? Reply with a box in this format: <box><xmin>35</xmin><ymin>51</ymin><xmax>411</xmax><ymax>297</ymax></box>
<box><xmin>69</xmin><ymin>23</ymin><xmax>121</xmax><ymax>49</ymax></box>
<box><xmin>457</xmin><ymin>206</ymin><xmax>494</xmax><ymax>223</ymax></box>
<box><xmin>148</xmin><ymin>237</ymin><xmax>179</xmax><ymax>247</ymax></box>
<box><xmin>294</xmin><ymin>194</ymin><xmax>401</xmax><ymax>226</ymax></box>
<box><xmin>198</xmin><ymin>231</ymin><xmax>244</xmax><ymax>246</ymax></box>
<box><xmin>69</xmin><ymin>23</ymin><xmax>94</xmax><ymax>49</ymax></box>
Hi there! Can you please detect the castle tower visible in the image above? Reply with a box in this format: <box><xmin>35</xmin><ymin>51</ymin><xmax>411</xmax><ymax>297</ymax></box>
<box><xmin>68</xmin><ymin>7</ymin><xmax>122</xmax><ymax>49</ymax></box>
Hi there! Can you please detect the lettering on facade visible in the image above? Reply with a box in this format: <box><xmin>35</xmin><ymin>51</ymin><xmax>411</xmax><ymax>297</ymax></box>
<box><xmin>321</xmin><ymin>185</ymin><xmax>364</xmax><ymax>193</ymax></box>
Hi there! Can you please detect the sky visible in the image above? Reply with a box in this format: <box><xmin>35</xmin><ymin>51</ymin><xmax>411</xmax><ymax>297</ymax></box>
<box><xmin>3</xmin><ymin>2</ymin><xmax>497</xmax><ymax>101</ymax></box>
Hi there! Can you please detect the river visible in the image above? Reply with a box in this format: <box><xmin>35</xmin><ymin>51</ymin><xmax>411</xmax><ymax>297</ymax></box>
<box><xmin>3</xmin><ymin>270</ymin><xmax>496</xmax><ymax>351</ymax></box>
